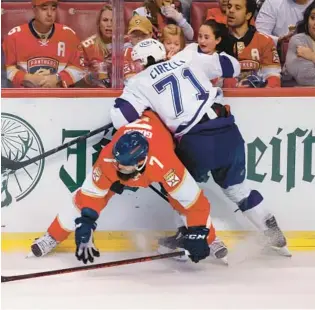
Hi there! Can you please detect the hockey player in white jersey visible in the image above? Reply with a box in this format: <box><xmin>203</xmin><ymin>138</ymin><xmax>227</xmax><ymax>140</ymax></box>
<box><xmin>110</xmin><ymin>38</ymin><xmax>291</xmax><ymax>259</ymax></box>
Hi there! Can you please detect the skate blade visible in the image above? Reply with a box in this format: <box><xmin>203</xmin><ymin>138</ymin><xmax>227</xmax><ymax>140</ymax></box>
<box><xmin>210</xmin><ymin>254</ymin><xmax>229</xmax><ymax>265</ymax></box>
<box><xmin>25</xmin><ymin>251</ymin><xmax>35</xmax><ymax>258</ymax></box>
<box><xmin>270</xmin><ymin>245</ymin><xmax>292</xmax><ymax>257</ymax></box>
<box><xmin>220</xmin><ymin>256</ymin><xmax>229</xmax><ymax>265</ymax></box>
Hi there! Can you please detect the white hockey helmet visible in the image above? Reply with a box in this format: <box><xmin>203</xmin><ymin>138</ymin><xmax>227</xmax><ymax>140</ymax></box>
<box><xmin>131</xmin><ymin>39</ymin><xmax>167</xmax><ymax>66</ymax></box>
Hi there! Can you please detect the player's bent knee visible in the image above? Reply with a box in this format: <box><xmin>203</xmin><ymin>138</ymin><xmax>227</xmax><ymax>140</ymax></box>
<box><xmin>238</xmin><ymin>190</ymin><xmax>264</xmax><ymax>212</ymax></box>
<box><xmin>222</xmin><ymin>182</ymin><xmax>251</xmax><ymax>204</ymax></box>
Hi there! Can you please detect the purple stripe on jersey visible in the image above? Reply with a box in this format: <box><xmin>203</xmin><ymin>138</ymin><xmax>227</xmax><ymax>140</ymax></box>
<box><xmin>218</xmin><ymin>55</ymin><xmax>234</xmax><ymax>78</ymax></box>
<box><xmin>114</xmin><ymin>98</ymin><xmax>140</xmax><ymax>123</ymax></box>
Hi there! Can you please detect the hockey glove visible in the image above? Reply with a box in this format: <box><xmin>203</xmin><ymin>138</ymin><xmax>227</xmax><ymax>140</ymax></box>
<box><xmin>75</xmin><ymin>208</ymin><xmax>100</xmax><ymax>264</ymax></box>
<box><xmin>110</xmin><ymin>181</ymin><xmax>139</xmax><ymax>194</ymax></box>
<box><xmin>211</xmin><ymin>103</ymin><xmax>230</xmax><ymax>117</ymax></box>
<box><xmin>183</xmin><ymin>226</ymin><xmax>210</xmax><ymax>263</ymax></box>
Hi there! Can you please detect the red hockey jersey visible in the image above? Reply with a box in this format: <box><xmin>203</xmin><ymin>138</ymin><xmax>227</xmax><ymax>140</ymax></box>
<box><xmin>80</xmin><ymin>34</ymin><xmax>131</xmax><ymax>64</ymax></box>
<box><xmin>74</xmin><ymin>111</ymin><xmax>211</xmax><ymax>228</ymax></box>
<box><xmin>2</xmin><ymin>21</ymin><xmax>84</xmax><ymax>87</ymax></box>
<box><xmin>80</xmin><ymin>34</ymin><xmax>132</xmax><ymax>86</ymax></box>
<box><xmin>223</xmin><ymin>26</ymin><xmax>281</xmax><ymax>87</ymax></box>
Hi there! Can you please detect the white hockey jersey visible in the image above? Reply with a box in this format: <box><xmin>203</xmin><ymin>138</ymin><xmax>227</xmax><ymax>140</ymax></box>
<box><xmin>111</xmin><ymin>46</ymin><xmax>240</xmax><ymax>137</ymax></box>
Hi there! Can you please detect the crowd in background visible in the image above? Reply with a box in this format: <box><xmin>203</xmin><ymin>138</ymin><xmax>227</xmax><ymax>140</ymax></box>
<box><xmin>1</xmin><ymin>0</ymin><xmax>315</xmax><ymax>88</ymax></box>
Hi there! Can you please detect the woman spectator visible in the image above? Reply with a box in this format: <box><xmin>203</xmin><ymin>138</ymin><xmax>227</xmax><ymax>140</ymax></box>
<box><xmin>256</xmin><ymin>0</ymin><xmax>313</xmax><ymax>47</ymax></box>
<box><xmin>160</xmin><ymin>24</ymin><xmax>186</xmax><ymax>59</ymax></box>
<box><xmin>80</xmin><ymin>5</ymin><xmax>130</xmax><ymax>87</ymax></box>
<box><xmin>133</xmin><ymin>0</ymin><xmax>194</xmax><ymax>41</ymax></box>
<box><xmin>285</xmin><ymin>0</ymin><xmax>315</xmax><ymax>86</ymax></box>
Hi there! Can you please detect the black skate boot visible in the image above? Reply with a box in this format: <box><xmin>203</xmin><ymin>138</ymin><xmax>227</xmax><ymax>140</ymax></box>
<box><xmin>264</xmin><ymin>216</ymin><xmax>291</xmax><ymax>257</ymax></box>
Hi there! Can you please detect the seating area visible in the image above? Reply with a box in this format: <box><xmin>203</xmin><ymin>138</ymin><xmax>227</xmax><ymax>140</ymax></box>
<box><xmin>1</xmin><ymin>0</ymin><xmax>295</xmax><ymax>86</ymax></box>
<box><xmin>1</xmin><ymin>1</ymin><xmax>219</xmax><ymax>41</ymax></box>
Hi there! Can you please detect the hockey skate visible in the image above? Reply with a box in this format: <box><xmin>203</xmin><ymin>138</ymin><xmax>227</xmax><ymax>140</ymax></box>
<box><xmin>209</xmin><ymin>237</ymin><xmax>229</xmax><ymax>265</ymax></box>
<box><xmin>157</xmin><ymin>226</ymin><xmax>188</xmax><ymax>261</ymax></box>
<box><xmin>263</xmin><ymin>216</ymin><xmax>291</xmax><ymax>257</ymax></box>
<box><xmin>28</xmin><ymin>233</ymin><xmax>58</xmax><ymax>258</ymax></box>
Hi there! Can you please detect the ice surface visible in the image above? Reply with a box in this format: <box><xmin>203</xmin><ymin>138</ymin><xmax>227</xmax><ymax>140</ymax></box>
<box><xmin>1</xmin><ymin>249</ymin><xmax>315</xmax><ymax>309</ymax></box>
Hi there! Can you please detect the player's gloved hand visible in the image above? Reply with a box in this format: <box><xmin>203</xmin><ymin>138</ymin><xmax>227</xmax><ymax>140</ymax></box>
<box><xmin>75</xmin><ymin>208</ymin><xmax>100</xmax><ymax>264</ymax></box>
<box><xmin>183</xmin><ymin>226</ymin><xmax>210</xmax><ymax>263</ymax></box>
<box><xmin>211</xmin><ymin>103</ymin><xmax>230</xmax><ymax>117</ymax></box>
<box><xmin>238</xmin><ymin>74</ymin><xmax>267</xmax><ymax>88</ymax></box>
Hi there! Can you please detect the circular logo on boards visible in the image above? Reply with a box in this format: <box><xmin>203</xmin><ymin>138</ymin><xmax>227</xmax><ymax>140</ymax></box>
<box><xmin>1</xmin><ymin>113</ymin><xmax>45</xmax><ymax>207</ymax></box>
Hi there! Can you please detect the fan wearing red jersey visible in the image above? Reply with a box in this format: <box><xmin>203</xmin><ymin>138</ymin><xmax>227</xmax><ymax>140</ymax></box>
<box><xmin>206</xmin><ymin>0</ymin><xmax>229</xmax><ymax>24</ymax></box>
<box><xmin>2</xmin><ymin>0</ymin><xmax>83</xmax><ymax>88</ymax></box>
<box><xmin>79</xmin><ymin>4</ymin><xmax>131</xmax><ymax>88</ymax></box>
<box><xmin>222</xmin><ymin>0</ymin><xmax>281</xmax><ymax>88</ymax></box>
<box><xmin>30</xmin><ymin>111</ymin><xmax>228</xmax><ymax>264</ymax></box>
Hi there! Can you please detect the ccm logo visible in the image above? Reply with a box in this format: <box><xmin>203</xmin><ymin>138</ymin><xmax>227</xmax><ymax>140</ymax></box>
<box><xmin>187</xmin><ymin>234</ymin><xmax>206</xmax><ymax>240</ymax></box>
<box><xmin>140</xmin><ymin>41</ymin><xmax>153</xmax><ymax>47</ymax></box>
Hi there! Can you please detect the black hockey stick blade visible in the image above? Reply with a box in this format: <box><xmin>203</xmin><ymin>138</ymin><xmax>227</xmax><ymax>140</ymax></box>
<box><xmin>1</xmin><ymin>251</ymin><xmax>186</xmax><ymax>283</ymax></box>
<box><xmin>1</xmin><ymin>123</ymin><xmax>113</xmax><ymax>171</ymax></box>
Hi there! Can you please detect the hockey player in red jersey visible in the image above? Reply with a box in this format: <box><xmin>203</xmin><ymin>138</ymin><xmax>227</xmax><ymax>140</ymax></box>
<box><xmin>2</xmin><ymin>0</ymin><xmax>84</xmax><ymax>88</ymax></box>
<box><xmin>30</xmin><ymin>111</ymin><xmax>228</xmax><ymax>264</ymax></box>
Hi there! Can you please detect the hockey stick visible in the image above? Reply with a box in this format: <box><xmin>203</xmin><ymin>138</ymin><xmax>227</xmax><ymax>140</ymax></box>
<box><xmin>148</xmin><ymin>185</ymin><xmax>168</xmax><ymax>202</ymax></box>
<box><xmin>1</xmin><ymin>123</ymin><xmax>113</xmax><ymax>171</ymax></box>
<box><xmin>1</xmin><ymin>251</ymin><xmax>185</xmax><ymax>283</ymax></box>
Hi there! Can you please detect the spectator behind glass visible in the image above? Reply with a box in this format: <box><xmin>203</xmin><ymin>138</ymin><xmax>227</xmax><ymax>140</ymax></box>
<box><xmin>80</xmin><ymin>5</ymin><xmax>127</xmax><ymax>88</ymax></box>
<box><xmin>124</xmin><ymin>16</ymin><xmax>153</xmax><ymax>80</ymax></box>
<box><xmin>222</xmin><ymin>0</ymin><xmax>281</xmax><ymax>88</ymax></box>
<box><xmin>133</xmin><ymin>0</ymin><xmax>194</xmax><ymax>41</ymax></box>
<box><xmin>206</xmin><ymin>0</ymin><xmax>255</xmax><ymax>25</ymax></box>
<box><xmin>256</xmin><ymin>0</ymin><xmax>313</xmax><ymax>46</ymax></box>
<box><xmin>1</xmin><ymin>46</ymin><xmax>9</xmax><ymax>88</ymax></box>
<box><xmin>160</xmin><ymin>24</ymin><xmax>186</xmax><ymax>59</ymax></box>
<box><xmin>2</xmin><ymin>0</ymin><xmax>83</xmax><ymax>88</ymax></box>
<box><xmin>185</xmin><ymin>20</ymin><xmax>229</xmax><ymax>87</ymax></box>
<box><xmin>285</xmin><ymin>0</ymin><xmax>315</xmax><ymax>85</ymax></box>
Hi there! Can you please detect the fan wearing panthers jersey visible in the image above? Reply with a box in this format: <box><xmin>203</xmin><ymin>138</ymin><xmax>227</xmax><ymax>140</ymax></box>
<box><xmin>2</xmin><ymin>0</ymin><xmax>83</xmax><ymax>88</ymax></box>
<box><xmin>30</xmin><ymin>111</ymin><xmax>227</xmax><ymax>265</ymax></box>
<box><xmin>222</xmin><ymin>0</ymin><xmax>281</xmax><ymax>87</ymax></box>
<box><xmin>79</xmin><ymin>4</ymin><xmax>131</xmax><ymax>88</ymax></box>
<box><xmin>110</xmin><ymin>38</ymin><xmax>291</xmax><ymax>258</ymax></box>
